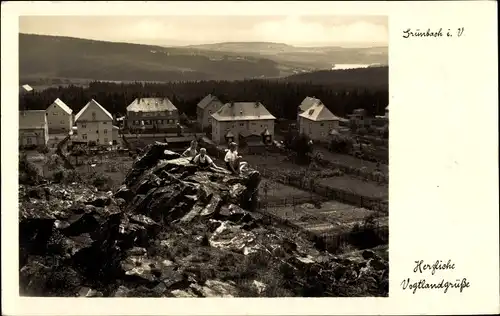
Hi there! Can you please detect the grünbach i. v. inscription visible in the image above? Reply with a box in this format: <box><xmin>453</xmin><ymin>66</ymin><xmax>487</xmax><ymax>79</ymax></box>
<box><xmin>402</xmin><ymin>28</ymin><xmax>465</xmax><ymax>38</ymax></box>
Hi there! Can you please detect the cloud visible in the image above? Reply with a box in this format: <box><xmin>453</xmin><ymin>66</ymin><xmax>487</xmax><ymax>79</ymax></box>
<box><xmin>19</xmin><ymin>15</ymin><xmax>388</xmax><ymax>46</ymax></box>
<box><xmin>252</xmin><ymin>16</ymin><xmax>388</xmax><ymax>45</ymax></box>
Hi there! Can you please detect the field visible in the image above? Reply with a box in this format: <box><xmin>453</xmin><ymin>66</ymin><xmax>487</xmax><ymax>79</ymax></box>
<box><xmin>264</xmin><ymin>200</ymin><xmax>387</xmax><ymax>239</ymax></box>
<box><xmin>259</xmin><ymin>178</ymin><xmax>322</xmax><ymax>205</ymax></box>
<box><xmin>318</xmin><ymin>176</ymin><xmax>388</xmax><ymax>199</ymax></box>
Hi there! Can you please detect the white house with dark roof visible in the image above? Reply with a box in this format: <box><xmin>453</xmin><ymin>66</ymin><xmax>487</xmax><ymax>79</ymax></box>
<box><xmin>126</xmin><ymin>97</ymin><xmax>179</xmax><ymax>132</ymax></box>
<box><xmin>74</xmin><ymin>99</ymin><xmax>114</xmax><ymax>145</ymax></box>
<box><xmin>196</xmin><ymin>94</ymin><xmax>224</xmax><ymax>129</ymax></box>
<box><xmin>298</xmin><ymin>100</ymin><xmax>342</xmax><ymax>142</ymax></box>
<box><xmin>19</xmin><ymin>110</ymin><xmax>49</xmax><ymax>146</ymax></box>
<box><xmin>45</xmin><ymin>98</ymin><xmax>73</xmax><ymax>133</ymax></box>
<box><xmin>211</xmin><ymin>101</ymin><xmax>276</xmax><ymax>144</ymax></box>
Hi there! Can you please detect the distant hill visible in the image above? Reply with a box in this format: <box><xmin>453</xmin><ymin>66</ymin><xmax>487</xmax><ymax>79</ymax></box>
<box><xmin>282</xmin><ymin>66</ymin><xmax>388</xmax><ymax>89</ymax></box>
<box><xmin>187</xmin><ymin>42</ymin><xmax>388</xmax><ymax>69</ymax></box>
<box><xmin>19</xmin><ymin>34</ymin><xmax>292</xmax><ymax>82</ymax></box>
<box><xmin>19</xmin><ymin>33</ymin><xmax>388</xmax><ymax>85</ymax></box>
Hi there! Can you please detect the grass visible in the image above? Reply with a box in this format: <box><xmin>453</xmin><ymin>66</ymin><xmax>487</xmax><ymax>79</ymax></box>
<box><xmin>259</xmin><ymin>178</ymin><xmax>321</xmax><ymax>204</ymax></box>
<box><xmin>318</xmin><ymin>176</ymin><xmax>388</xmax><ymax>199</ymax></box>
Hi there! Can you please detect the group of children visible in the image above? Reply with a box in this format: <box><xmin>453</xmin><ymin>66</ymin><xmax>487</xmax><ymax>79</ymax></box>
<box><xmin>180</xmin><ymin>140</ymin><xmax>248</xmax><ymax>174</ymax></box>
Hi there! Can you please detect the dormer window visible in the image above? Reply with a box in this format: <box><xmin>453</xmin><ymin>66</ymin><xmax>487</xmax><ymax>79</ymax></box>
<box><xmin>308</xmin><ymin>109</ymin><xmax>315</xmax><ymax>115</ymax></box>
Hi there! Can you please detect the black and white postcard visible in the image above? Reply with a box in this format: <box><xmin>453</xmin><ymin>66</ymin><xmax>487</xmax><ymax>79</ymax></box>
<box><xmin>1</xmin><ymin>1</ymin><xmax>498</xmax><ymax>315</ymax></box>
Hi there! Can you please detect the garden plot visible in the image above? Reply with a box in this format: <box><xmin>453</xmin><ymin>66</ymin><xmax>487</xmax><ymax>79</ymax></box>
<box><xmin>263</xmin><ymin>200</ymin><xmax>384</xmax><ymax>238</ymax></box>
<box><xmin>259</xmin><ymin>178</ymin><xmax>322</xmax><ymax>204</ymax></box>
<box><xmin>319</xmin><ymin>176</ymin><xmax>388</xmax><ymax>200</ymax></box>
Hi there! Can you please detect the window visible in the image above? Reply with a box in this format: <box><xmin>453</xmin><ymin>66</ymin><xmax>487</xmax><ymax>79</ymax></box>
<box><xmin>320</xmin><ymin>123</ymin><xmax>324</xmax><ymax>127</ymax></box>
<box><xmin>104</xmin><ymin>138</ymin><xmax>108</xmax><ymax>143</ymax></box>
<box><xmin>208</xmin><ymin>118</ymin><xmax>212</xmax><ymax>124</ymax></box>
<box><xmin>96</xmin><ymin>139</ymin><xmax>99</xmax><ymax>144</ymax></box>
<box><xmin>208</xmin><ymin>110</ymin><xmax>212</xmax><ymax>114</ymax></box>
<box><xmin>53</xmin><ymin>112</ymin><xmax>58</xmax><ymax>116</ymax></box>
<box><xmin>96</xmin><ymin>130</ymin><xmax>99</xmax><ymax>134</ymax></box>
<box><xmin>92</xmin><ymin>112</ymin><xmax>96</xmax><ymax>120</ymax></box>
<box><xmin>104</xmin><ymin>129</ymin><xmax>108</xmax><ymax>134</ymax></box>
<box><xmin>82</xmin><ymin>124</ymin><xmax>86</xmax><ymax>128</ymax></box>
<box><xmin>60</xmin><ymin>120</ymin><xmax>64</xmax><ymax>124</ymax></box>
<box><xmin>82</xmin><ymin>134</ymin><xmax>87</xmax><ymax>140</ymax></box>
<box><xmin>239</xmin><ymin>123</ymin><xmax>244</xmax><ymax>127</ymax></box>
<box><xmin>251</xmin><ymin>122</ymin><xmax>256</xmax><ymax>125</ymax></box>
<box><xmin>103</xmin><ymin>122</ymin><xmax>107</xmax><ymax>125</ymax></box>
<box><xmin>26</xmin><ymin>137</ymin><xmax>32</xmax><ymax>145</ymax></box>
<box><xmin>157</xmin><ymin>120</ymin><xmax>162</xmax><ymax>124</ymax></box>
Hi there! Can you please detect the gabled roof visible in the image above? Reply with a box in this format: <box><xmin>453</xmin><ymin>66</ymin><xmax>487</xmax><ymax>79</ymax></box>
<box><xmin>19</xmin><ymin>110</ymin><xmax>46</xmax><ymax>129</ymax></box>
<box><xmin>50</xmin><ymin>98</ymin><xmax>73</xmax><ymax>115</ymax></box>
<box><xmin>75</xmin><ymin>99</ymin><xmax>113</xmax><ymax>122</ymax></box>
<box><xmin>212</xmin><ymin>102</ymin><xmax>276</xmax><ymax>122</ymax></box>
<box><xmin>299</xmin><ymin>102</ymin><xmax>341</xmax><ymax>122</ymax></box>
<box><xmin>197</xmin><ymin>94</ymin><xmax>222</xmax><ymax>109</ymax></box>
<box><xmin>298</xmin><ymin>96</ymin><xmax>321</xmax><ymax>112</ymax></box>
<box><xmin>127</xmin><ymin>98</ymin><xmax>177</xmax><ymax>112</ymax></box>
<box><xmin>21</xmin><ymin>84</ymin><xmax>33</xmax><ymax>92</ymax></box>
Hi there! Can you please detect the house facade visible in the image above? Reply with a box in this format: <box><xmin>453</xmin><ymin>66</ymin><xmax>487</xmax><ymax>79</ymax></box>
<box><xmin>45</xmin><ymin>98</ymin><xmax>73</xmax><ymax>133</ymax></box>
<box><xmin>74</xmin><ymin>99</ymin><xmax>114</xmax><ymax>145</ymax></box>
<box><xmin>19</xmin><ymin>110</ymin><xmax>49</xmax><ymax>146</ymax></box>
<box><xmin>211</xmin><ymin>102</ymin><xmax>276</xmax><ymax>145</ymax></box>
<box><xmin>126</xmin><ymin>98</ymin><xmax>179</xmax><ymax>133</ymax></box>
<box><xmin>298</xmin><ymin>102</ymin><xmax>341</xmax><ymax>142</ymax></box>
<box><xmin>196</xmin><ymin>94</ymin><xmax>224</xmax><ymax>130</ymax></box>
<box><xmin>348</xmin><ymin>108</ymin><xmax>372</xmax><ymax>127</ymax></box>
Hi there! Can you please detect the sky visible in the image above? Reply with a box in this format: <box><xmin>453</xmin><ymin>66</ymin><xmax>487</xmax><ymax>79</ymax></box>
<box><xmin>19</xmin><ymin>15</ymin><xmax>388</xmax><ymax>47</ymax></box>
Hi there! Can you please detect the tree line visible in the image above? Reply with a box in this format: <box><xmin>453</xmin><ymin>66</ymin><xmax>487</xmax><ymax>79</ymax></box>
<box><xmin>19</xmin><ymin>79</ymin><xmax>388</xmax><ymax>120</ymax></box>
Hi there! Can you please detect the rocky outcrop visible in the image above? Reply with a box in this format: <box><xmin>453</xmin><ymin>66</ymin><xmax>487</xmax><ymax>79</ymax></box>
<box><xmin>19</xmin><ymin>142</ymin><xmax>388</xmax><ymax>297</ymax></box>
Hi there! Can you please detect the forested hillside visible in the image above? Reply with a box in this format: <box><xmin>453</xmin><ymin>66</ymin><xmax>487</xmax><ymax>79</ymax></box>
<box><xmin>19</xmin><ymin>80</ymin><xmax>388</xmax><ymax>120</ymax></box>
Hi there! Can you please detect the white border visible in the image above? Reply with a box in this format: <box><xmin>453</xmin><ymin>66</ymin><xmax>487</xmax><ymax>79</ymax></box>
<box><xmin>2</xmin><ymin>1</ymin><xmax>499</xmax><ymax>315</ymax></box>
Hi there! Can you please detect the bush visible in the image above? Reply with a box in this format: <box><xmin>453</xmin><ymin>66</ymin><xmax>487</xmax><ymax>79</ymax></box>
<box><xmin>90</xmin><ymin>173</ymin><xmax>113</xmax><ymax>191</ymax></box>
<box><xmin>19</xmin><ymin>153</ymin><xmax>43</xmax><ymax>184</ymax></box>
<box><xmin>52</xmin><ymin>168</ymin><xmax>81</xmax><ymax>183</ymax></box>
<box><xmin>329</xmin><ymin>134</ymin><xmax>354</xmax><ymax>154</ymax></box>
<box><xmin>37</xmin><ymin>145</ymin><xmax>49</xmax><ymax>154</ymax></box>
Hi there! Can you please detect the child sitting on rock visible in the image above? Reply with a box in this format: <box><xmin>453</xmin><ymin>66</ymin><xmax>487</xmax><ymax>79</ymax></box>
<box><xmin>182</xmin><ymin>140</ymin><xmax>198</xmax><ymax>158</ymax></box>
<box><xmin>192</xmin><ymin>148</ymin><xmax>218</xmax><ymax>171</ymax></box>
<box><xmin>224</xmin><ymin>142</ymin><xmax>248</xmax><ymax>174</ymax></box>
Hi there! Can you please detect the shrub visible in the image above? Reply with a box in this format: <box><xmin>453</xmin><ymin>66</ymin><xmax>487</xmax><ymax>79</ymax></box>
<box><xmin>90</xmin><ymin>173</ymin><xmax>113</xmax><ymax>191</ymax></box>
<box><xmin>37</xmin><ymin>145</ymin><xmax>49</xmax><ymax>154</ymax></box>
<box><xmin>19</xmin><ymin>153</ymin><xmax>42</xmax><ymax>184</ymax></box>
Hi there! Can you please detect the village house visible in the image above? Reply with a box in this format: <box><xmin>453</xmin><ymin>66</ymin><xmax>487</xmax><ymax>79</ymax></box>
<box><xmin>211</xmin><ymin>101</ymin><xmax>276</xmax><ymax>145</ymax></box>
<box><xmin>19</xmin><ymin>110</ymin><xmax>49</xmax><ymax>147</ymax></box>
<box><xmin>45</xmin><ymin>98</ymin><xmax>73</xmax><ymax>133</ymax></box>
<box><xmin>196</xmin><ymin>94</ymin><xmax>225</xmax><ymax>130</ymax></box>
<box><xmin>126</xmin><ymin>98</ymin><xmax>179</xmax><ymax>133</ymax></box>
<box><xmin>297</xmin><ymin>96</ymin><xmax>322</xmax><ymax>123</ymax></box>
<box><xmin>348</xmin><ymin>108</ymin><xmax>372</xmax><ymax>128</ymax></box>
<box><xmin>298</xmin><ymin>101</ymin><xmax>342</xmax><ymax>142</ymax></box>
<box><xmin>74</xmin><ymin>99</ymin><xmax>114</xmax><ymax>146</ymax></box>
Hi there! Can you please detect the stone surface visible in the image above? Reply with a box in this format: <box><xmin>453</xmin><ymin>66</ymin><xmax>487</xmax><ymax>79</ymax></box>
<box><xmin>19</xmin><ymin>144</ymin><xmax>388</xmax><ymax>297</ymax></box>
